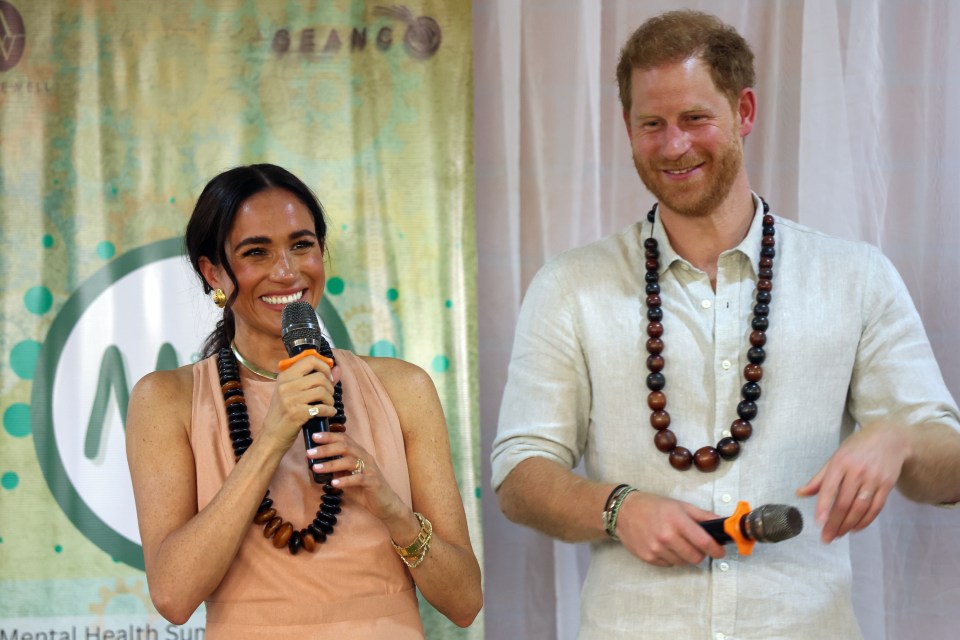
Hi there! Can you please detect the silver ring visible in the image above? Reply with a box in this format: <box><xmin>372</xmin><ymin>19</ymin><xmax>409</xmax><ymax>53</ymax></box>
<box><xmin>351</xmin><ymin>458</ymin><xmax>365</xmax><ymax>475</ymax></box>
<box><xmin>308</xmin><ymin>406</ymin><xmax>320</xmax><ymax>417</ymax></box>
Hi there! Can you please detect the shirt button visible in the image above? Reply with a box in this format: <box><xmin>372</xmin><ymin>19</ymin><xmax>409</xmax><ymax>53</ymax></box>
<box><xmin>721</xmin><ymin>493</ymin><xmax>732</xmax><ymax>503</ymax></box>
<box><xmin>719</xmin><ymin>562</ymin><xmax>730</xmax><ymax>572</ymax></box>
<box><xmin>721</xmin><ymin>359</ymin><xmax>732</xmax><ymax>370</ymax></box>
<box><xmin>701</xmin><ymin>299</ymin><xmax>712</xmax><ymax>309</ymax></box>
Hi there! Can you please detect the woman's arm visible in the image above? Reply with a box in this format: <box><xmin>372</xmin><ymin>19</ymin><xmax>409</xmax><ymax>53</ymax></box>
<box><xmin>126</xmin><ymin>357</ymin><xmax>335</xmax><ymax>623</ymax></box>
<box><xmin>317</xmin><ymin>357</ymin><xmax>482</xmax><ymax>627</ymax></box>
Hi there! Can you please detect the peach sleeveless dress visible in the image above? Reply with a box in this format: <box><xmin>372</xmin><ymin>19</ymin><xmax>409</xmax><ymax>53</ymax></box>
<box><xmin>189</xmin><ymin>349</ymin><xmax>424</xmax><ymax>639</ymax></box>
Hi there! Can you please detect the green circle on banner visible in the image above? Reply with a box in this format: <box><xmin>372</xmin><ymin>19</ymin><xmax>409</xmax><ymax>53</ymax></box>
<box><xmin>369</xmin><ymin>340</ymin><xmax>397</xmax><ymax>358</ymax></box>
<box><xmin>32</xmin><ymin>237</ymin><xmax>354</xmax><ymax>570</ymax></box>
<box><xmin>25</xmin><ymin>286</ymin><xmax>54</xmax><ymax>315</ymax></box>
<box><xmin>4</xmin><ymin>403</ymin><xmax>31</xmax><ymax>437</ymax></box>
<box><xmin>386</xmin><ymin>288</ymin><xmax>399</xmax><ymax>302</ymax></box>
<box><xmin>11</xmin><ymin>340</ymin><xmax>41</xmax><ymax>379</ymax></box>
<box><xmin>42</xmin><ymin>235</ymin><xmax>55</xmax><ymax>248</ymax></box>
<box><xmin>445</xmin><ymin>299</ymin><xmax>452</xmax><ymax>308</ymax></box>
<box><xmin>327</xmin><ymin>277</ymin><xmax>345</xmax><ymax>295</ymax></box>
<box><xmin>96</xmin><ymin>241</ymin><xmax>116</xmax><ymax>260</ymax></box>
<box><xmin>2</xmin><ymin>472</ymin><xmax>19</xmax><ymax>490</ymax></box>
<box><xmin>432</xmin><ymin>355</ymin><xmax>449</xmax><ymax>372</ymax></box>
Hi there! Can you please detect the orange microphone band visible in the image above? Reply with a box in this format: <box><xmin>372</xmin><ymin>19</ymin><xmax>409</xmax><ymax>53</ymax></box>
<box><xmin>277</xmin><ymin>349</ymin><xmax>335</xmax><ymax>372</ymax></box>
<box><xmin>722</xmin><ymin>500</ymin><xmax>756</xmax><ymax>556</ymax></box>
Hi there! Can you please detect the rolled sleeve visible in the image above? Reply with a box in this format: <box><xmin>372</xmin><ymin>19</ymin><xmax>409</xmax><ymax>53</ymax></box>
<box><xmin>491</xmin><ymin>261</ymin><xmax>591</xmax><ymax>490</ymax></box>
<box><xmin>848</xmin><ymin>247</ymin><xmax>960</xmax><ymax>431</ymax></box>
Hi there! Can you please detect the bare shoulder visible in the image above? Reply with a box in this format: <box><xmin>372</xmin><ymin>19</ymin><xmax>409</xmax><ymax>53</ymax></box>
<box><xmin>128</xmin><ymin>364</ymin><xmax>195</xmax><ymax>432</ymax></box>
<box><xmin>359</xmin><ymin>356</ymin><xmax>438</xmax><ymax>400</ymax></box>
<box><xmin>359</xmin><ymin>356</ymin><xmax>444</xmax><ymax>440</ymax></box>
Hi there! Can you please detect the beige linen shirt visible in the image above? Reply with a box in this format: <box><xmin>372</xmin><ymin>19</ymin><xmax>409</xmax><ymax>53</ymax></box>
<box><xmin>492</xmin><ymin>196</ymin><xmax>960</xmax><ymax>640</ymax></box>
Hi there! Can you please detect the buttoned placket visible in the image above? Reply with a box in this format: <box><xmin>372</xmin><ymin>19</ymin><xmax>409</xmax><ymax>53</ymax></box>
<box><xmin>708</xmin><ymin>249</ymin><xmax>750</xmax><ymax>640</ymax></box>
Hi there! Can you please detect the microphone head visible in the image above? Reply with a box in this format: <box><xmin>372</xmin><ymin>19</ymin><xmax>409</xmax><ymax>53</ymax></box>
<box><xmin>281</xmin><ymin>300</ymin><xmax>323</xmax><ymax>355</ymax></box>
<box><xmin>744</xmin><ymin>504</ymin><xmax>803</xmax><ymax>543</ymax></box>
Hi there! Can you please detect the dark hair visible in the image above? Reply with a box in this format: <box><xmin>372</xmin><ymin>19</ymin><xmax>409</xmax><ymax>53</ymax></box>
<box><xmin>616</xmin><ymin>10</ymin><xmax>756</xmax><ymax>114</ymax></box>
<box><xmin>185</xmin><ymin>164</ymin><xmax>328</xmax><ymax>358</ymax></box>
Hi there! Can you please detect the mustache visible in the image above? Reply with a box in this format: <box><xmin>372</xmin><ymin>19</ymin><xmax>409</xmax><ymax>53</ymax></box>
<box><xmin>656</xmin><ymin>158</ymin><xmax>706</xmax><ymax>171</ymax></box>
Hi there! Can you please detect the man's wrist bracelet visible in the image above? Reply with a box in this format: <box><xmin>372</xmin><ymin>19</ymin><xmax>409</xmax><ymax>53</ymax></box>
<box><xmin>602</xmin><ymin>484</ymin><xmax>637</xmax><ymax>541</ymax></box>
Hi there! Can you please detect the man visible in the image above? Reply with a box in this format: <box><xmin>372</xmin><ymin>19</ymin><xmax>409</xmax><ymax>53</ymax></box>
<box><xmin>491</xmin><ymin>10</ymin><xmax>960</xmax><ymax>639</ymax></box>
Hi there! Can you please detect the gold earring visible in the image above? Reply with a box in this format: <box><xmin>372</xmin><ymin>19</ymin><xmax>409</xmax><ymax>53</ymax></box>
<box><xmin>212</xmin><ymin>288</ymin><xmax>226</xmax><ymax>308</ymax></box>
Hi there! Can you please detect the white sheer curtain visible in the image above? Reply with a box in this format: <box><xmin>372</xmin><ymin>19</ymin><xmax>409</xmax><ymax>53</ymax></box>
<box><xmin>475</xmin><ymin>1</ymin><xmax>960</xmax><ymax>638</ymax></box>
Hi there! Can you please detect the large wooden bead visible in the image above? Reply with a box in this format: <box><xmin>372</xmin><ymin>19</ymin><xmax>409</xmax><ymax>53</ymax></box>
<box><xmin>288</xmin><ymin>531</ymin><xmax>303</xmax><ymax>555</ymax></box>
<box><xmin>654</xmin><ymin>429</ymin><xmax>677</xmax><ymax>452</ymax></box>
<box><xmin>646</xmin><ymin>354</ymin><xmax>664</xmax><ymax>372</ymax></box>
<box><xmin>647</xmin><ymin>321</ymin><xmax>663</xmax><ymax>338</ymax></box>
<box><xmin>300</xmin><ymin>529</ymin><xmax>317</xmax><ymax>552</ymax></box>
<box><xmin>646</xmin><ymin>372</ymin><xmax>665</xmax><ymax>391</ymax></box>
<box><xmin>736</xmin><ymin>400</ymin><xmax>758</xmax><ymax>420</ymax></box>
<box><xmin>307</xmin><ymin>523</ymin><xmax>327</xmax><ymax>543</ymax></box>
<box><xmin>731</xmin><ymin>419</ymin><xmax>753</xmax><ymax>441</ymax></box>
<box><xmin>718</xmin><ymin>437</ymin><xmax>740</xmax><ymax>460</ymax></box>
<box><xmin>744</xmin><ymin>364</ymin><xmax>763</xmax><ymax>382</ymax></box>
<box><xmin>669</xmin><ymin>447</ymin><xmax>693</xmax><ymax>470</ymax></box>
<box><xmin>273</xmin><ymin>523</ymin><xmax>294</xmax><ymax>548</ymax></box>
<box><xmin>741</xmin><ymin>382</ymin><xmax>761</xmax><ymax>401</ymax></box>
<box><xmin>254</xmin><ymin>508</ymin><xmax>277</xmax><ymax>525</ymax></box>
<box><xmin>647</xmin><ymin>391</ymin><xmax>666</xmax><ymax>410</ymax></box>
<box><xmin>749</xmin><ymin>330</ymin><xmax>766</xmax><ymax>347</ymax></box>
<box><xmin>650</xmin><ymin>410</ymin><xmax>671</xmax><ymax>430</ymax></box>
<box><xmin>646</xmin><ymin>338</ymin><xmax>664</xmax><ymax>354</ymax></box>
<box><xmin>263</xmin><ymin>517</ymin><xmax>282</xmax><ymax>537</ymax></box>
<box><xmin>321</xmin><ymin>494</ymin><xmax>342</xmax><ymax>507</ymax></box>
<box><xmin>693</xmin><ymin>446</ymin><xmax>720</xmax><ymax>472</ymax></box>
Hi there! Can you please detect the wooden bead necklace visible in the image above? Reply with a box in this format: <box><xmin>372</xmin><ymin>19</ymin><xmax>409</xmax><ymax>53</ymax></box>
<box><xmin>643</xmin><ymin>199</ymin><xmax>775</xmax><ymax>472</ymax></box>
<box><xmin>217</xmin><ymin>342</ymin><xmax>348</xmax><ymax>553</ymax></box>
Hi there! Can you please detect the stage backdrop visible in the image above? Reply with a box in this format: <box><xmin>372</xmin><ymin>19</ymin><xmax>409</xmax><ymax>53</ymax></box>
<box><xmin>0</xmin><ymin>1</ymin><xmax>480</xmax><ymax>638</ymax></box>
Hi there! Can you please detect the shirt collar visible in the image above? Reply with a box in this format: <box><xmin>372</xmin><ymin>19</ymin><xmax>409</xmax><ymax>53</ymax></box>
<box><xmin>646</xmin><ymin>192</ymin><xmax>766</xmax><ymax>278</ymax></box>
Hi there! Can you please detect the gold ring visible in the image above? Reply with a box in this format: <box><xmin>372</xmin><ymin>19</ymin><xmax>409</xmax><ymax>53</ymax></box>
<box><xmin>351</xmin><ymin>458</ymin><xmax>365</xmax><ymax>475</ymax></box>
<box><xmin>308</xmin><ymin>406</ymin><xmax>320</xmax><ymax>418</ymax></box>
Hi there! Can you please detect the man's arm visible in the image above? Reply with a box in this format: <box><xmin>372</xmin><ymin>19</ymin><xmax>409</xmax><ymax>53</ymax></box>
<box><xmin>798</xmin><ymin>420</ymin><xmax>960</xmax><ymax>543</ymax></box>
<box><xmin>796</xmin><ymin>249</ymin><xmax>960</xmax><ymax>542</ymax></box>
<box><xmin>497</xmin><ymin>457</ymin><xmax>726</xmax><ymax>566</ymax></box>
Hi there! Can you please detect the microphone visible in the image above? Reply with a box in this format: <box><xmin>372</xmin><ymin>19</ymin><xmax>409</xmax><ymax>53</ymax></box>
<box><xmin>280</xmin><ymin>300</ymin><xmax>335</xmax><ymax>484</ymax></box>
<box><xmin>700</xmin><ymin>501</ymin><xmax>803</xmax><ymax>555</ymax></box>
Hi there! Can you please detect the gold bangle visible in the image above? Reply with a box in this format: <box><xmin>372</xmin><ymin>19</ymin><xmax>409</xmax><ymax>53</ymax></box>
<box><xmin>399</xmin><ymin>540</ymin><xmax>431</xmax><ymax>569</ymax></box>
<box><xmin>392</xmin><ymin>512</ymin><xmax>433</xmax><ymax>558</ymax></box>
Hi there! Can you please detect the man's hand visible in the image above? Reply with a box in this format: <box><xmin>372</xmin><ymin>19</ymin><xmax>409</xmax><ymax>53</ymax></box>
<box><xmin>615</xmin><ymin>491</ymin><xmax>726</xmax><ymax>566</ymax></box>
<box><xmin>796</xmin><ymin>421</ymin><xmax>911</xmax><ymax>543</ymax></box>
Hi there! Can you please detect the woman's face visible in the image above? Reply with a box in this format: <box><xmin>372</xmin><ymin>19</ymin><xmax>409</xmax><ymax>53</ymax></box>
<box><xmin>205</xmin><ymin>188</ymin><xmax>326</xmax><ymax>345</ymax></box>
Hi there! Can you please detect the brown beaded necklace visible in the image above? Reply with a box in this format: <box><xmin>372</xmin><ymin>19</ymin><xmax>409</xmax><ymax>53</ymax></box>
<box><xmin>217</xmin><ymin>344</ymin><xmax>347</xmax><ymax>553</ymax></box>
<box><xmin>643</xmin><ymin>199</ymin><xmax>775</xmax><ymax>472</ymax></box>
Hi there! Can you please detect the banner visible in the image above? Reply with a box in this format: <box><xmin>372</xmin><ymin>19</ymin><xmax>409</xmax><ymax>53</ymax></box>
<box><xmin>0</xmin><ymin>1</ymin><xmax>479</xmax><ymax>637</ymax></box>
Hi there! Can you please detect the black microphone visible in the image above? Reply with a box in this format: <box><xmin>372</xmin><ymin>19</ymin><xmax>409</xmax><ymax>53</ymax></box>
<box><xmin>281</xmin><ymin>300</ymin><xmax>334</xmax><ymax>484</ymax></box>
<box><xmin>700</xmin><ymin>501</ymin><xmax>803</xmax><ymax>555</ymax></box>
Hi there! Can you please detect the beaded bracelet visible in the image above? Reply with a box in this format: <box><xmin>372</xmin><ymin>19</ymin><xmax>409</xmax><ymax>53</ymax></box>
<box><xmin>602</xmin><ymin>485</ymin><xmax>638</xmax><ymax>541</ymax></box>
<box><xmin>392</xmin><ymin>512</ymin><xmax>433</xmax><ymax>568</ymax></box>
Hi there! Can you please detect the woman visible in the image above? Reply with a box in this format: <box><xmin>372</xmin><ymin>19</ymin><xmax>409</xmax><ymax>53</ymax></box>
<box><xmin>126</xmin><ymin>164</ymin><xmax>482</xmax><ymax>637</ymax></box>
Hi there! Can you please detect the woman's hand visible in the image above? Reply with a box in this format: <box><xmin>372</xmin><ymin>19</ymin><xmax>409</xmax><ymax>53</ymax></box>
<box><xmin>307</xmin><ymin>432</ymin><xmax>415</xmax><ymax>536</ymax></box>
<box><xmin>259</xmin><ymin>355</ymin><xmax>338</xmax><ymax>452</ymax></box>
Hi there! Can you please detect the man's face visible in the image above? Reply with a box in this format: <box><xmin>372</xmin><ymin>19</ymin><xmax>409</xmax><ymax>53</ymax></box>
<box><xmin>625</xmin><ymin>57</ymin><xmax>750</xmax><ymax>218</ymax></box>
